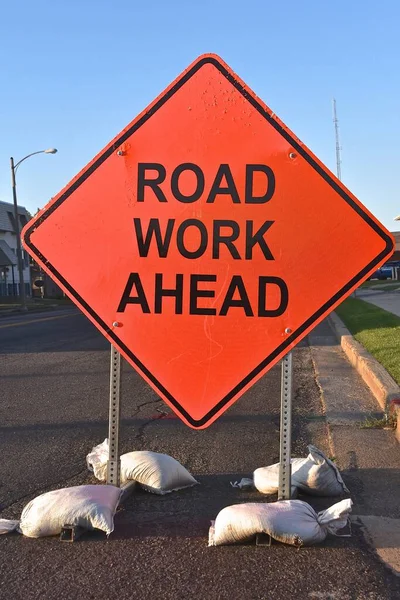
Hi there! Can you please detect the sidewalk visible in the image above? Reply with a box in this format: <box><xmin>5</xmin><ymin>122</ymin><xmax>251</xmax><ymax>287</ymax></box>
<box><xmin>309</xmin><ymin>319</ymin><xmax>400</xmax><ymax>575</ymax></box>
<box><xmin>0</xmin><ymin>299</ymin><xmax>73</xmax><ymax>318</ymax></box>
<box><xmin>356</xmin><ymin>288</ymin><xmax>400</xmax><ymax>318</ymax></box>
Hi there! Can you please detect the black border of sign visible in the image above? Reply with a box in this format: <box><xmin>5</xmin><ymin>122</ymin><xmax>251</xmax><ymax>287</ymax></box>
<box><xmin>24</xmin><ymin>56</ymin><xmax>394</xmax><ymax>428</ymax></box>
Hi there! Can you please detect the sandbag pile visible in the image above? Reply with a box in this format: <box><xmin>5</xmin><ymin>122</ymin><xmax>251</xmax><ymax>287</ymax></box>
<box><xmin>253</xmin><ymin>445</ymin><xmax>349</xmax><ymax>496</ymax></box>
<box><xmin>209</xmin><ymin>498</ymin><xmax>352</xmax><ymax>547</ymax></box>
<box><xmin>0</xmin><ymin>485</ymin><xmax>122</xmax><ymax>538</ymax></box>
<box><xmin>86</xmin><ymin>439</ymin><xmax>198</xmax><ymax>495</ymax></box>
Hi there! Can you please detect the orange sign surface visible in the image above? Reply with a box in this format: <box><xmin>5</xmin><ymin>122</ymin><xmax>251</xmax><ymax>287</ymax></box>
<box><xmin>23</xmin><ymin>54</ymin><xmax>394</xmax><ymax>429</ymax></box>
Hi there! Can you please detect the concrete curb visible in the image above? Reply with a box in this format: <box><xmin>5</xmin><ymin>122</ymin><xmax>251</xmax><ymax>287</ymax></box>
<box><xmin>328</xmin><ymin>312</ymin><xmax>400</xmax><ymax>413</ymax></box>
<box><xmin>391</xmin><ymin>401</ymin><xmax>400</xmax><ymax>443</ymax></box>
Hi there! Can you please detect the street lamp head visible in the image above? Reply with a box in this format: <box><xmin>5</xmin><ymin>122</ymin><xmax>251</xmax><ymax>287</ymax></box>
<box><xmin>44</xmin><ymin>148</ymin><xmax>57</xmax><ymax>154</ymax></box>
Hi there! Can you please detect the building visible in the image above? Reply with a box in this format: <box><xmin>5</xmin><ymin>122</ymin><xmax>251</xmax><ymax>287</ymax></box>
<box><xmin>391</xmin><ymin>231</ymin><xmax>400</xmax><ymax>261</ymax></box>
<box><xmin>0</xmin><ymin>200</ymin><xmax>31</xmax><ymax>297</ymax></box>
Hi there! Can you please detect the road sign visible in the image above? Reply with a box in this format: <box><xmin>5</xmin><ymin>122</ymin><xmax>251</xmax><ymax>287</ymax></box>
<box><xmin>22</xmin><ymin>54</ymin><xmax>394</xmax><ymax>429</ymax></box>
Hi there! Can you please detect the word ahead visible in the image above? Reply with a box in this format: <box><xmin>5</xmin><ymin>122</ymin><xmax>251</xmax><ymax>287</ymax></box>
<box><xmin>117</xmin><ymin>273</ymin><xmax>288</xmax><ymax>317</ymax></box>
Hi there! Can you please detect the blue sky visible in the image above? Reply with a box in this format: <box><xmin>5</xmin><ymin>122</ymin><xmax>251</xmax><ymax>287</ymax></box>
<box><xmin>0</xmin><ymin>0</ymin><xmax>398</xmax><ymax>230</ymax></box>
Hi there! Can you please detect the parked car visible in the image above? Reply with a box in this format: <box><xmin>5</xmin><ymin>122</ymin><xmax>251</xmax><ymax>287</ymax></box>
<box><xmin>369</xmin><ymin>261</ymin><xmax>400</xmax><ymax>280</ymax></box>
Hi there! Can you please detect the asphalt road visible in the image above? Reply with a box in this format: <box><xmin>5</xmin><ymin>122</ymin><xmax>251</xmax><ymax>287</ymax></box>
<box><xmin>0</xmin><ymin>308</ymin><xmax>399</xmax><ymax>599</ymax></box>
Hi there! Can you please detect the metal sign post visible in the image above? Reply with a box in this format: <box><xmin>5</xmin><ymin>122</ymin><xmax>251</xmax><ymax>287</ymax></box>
<box><xmin>107</xmin><ymin>343</ymin><xmax>121</xmax><ymax>486</ymax></box>
<box><xmin>278</xmin><ymin>351</ymin><xmax>293</xmax><ymax>500</ymax></box>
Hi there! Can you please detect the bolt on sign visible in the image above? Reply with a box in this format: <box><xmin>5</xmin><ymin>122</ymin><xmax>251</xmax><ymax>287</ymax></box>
<box><xmin>23</xmin><ymin>54</ymin><xmax>394</xmax><ymax>429</ymax></box>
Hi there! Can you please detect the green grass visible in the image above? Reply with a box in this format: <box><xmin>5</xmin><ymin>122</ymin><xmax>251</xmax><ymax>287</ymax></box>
<box><xmin>360</xmin><ymin>414</ymin><xmax>397</xmax><ymax>429</ymax></box>
<box><xmin>336</xmin><ymin>297</ymin><xmax>400</xmax><ymax>385</ymax></box>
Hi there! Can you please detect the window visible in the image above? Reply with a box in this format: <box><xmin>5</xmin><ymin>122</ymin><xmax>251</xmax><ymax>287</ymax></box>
<box><xmin>7</xmin><ymin>212</ymin><xmax>17</xmax><ymax>233</ymax></box>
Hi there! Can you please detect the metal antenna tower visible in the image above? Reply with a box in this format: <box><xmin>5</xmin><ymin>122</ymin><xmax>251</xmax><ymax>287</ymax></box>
<box><xmin>332</xmin><ymin>98</ymin><xmax>342</xmax><ymax>180</ymax></box>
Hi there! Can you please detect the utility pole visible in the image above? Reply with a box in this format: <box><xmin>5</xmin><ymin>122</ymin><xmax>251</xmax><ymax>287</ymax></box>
<box><xmin>332</xmin><ymin>98</ymin><xmax>342</xmax><ymax>181</ymax></box>
<box><xmin>10</xmin><ymin>157</ymin><xmax>28</xmax><ymax>311</ymax></box>
<box><xmin>333</xmin><ymin>99</ymin><xmax>355</xmax><ymax>292</ymax></box>
<box><xmin>9</xmin><ymin>148</ymin><xmax>57</xmax><ymax>311</ymax></box>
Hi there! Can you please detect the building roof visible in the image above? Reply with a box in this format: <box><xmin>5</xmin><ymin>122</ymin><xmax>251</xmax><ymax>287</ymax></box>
<box><xmin>0</xmin><ymin>200</ymin><xmax>31</xmax><ymax>233</ymax></box>
<box><xmin>0</xmin><ymin>240</ymin><xmax>17</xmax><ymax>266</ymax></box>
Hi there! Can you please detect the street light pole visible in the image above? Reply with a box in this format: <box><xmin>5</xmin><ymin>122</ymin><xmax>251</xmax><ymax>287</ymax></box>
<box><xmin>9</xmin><ymin>148</ymin><xmax>57</xmax><ymax>311</ymax></box>
<box><xmin>10</xmin><ymin>156</ymin><xmax>27</xmax><ymax>311</ymax></box>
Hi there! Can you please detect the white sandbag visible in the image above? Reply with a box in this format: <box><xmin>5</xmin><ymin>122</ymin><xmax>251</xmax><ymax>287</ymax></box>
<box><xmin>230</xmin><ymin>478</ymin><xmax>254</xmax><ymax>490</ymax></box>
<box><xmin>0</xmin><ymin>519</ymin><xmax>20</xmax><ymax>534</ymax></box>
<box><xmin>87</xmin><ymin>440</ymin><xmax>198</xmax><ymax>494</ymax></box>
<box><xmin>19</xmin><ymin>485</ymin><xmax>122</xmax><ymax>538</ymax></box>
<box><xmin>86</xmin><ymin>438</ymin><xmax>110</xmax><ymax>480</ymax></box>
<box><xmin>254</xmin><ymin>445</ymin><xmax>349</xmax><ymax>496</ymax></box>
<box><xmin>120</xmin><ymin>451</ymin><xmax>198</xmax><ymax>494</ymax></box>
<box><xmin>209</xmin><ymin>498</ymin><xmax>352</xmax><ymax>547</ymax></box>
<box><xmin>253</xmin><ymin>468</ymin><xmax>280</xmax><ymax>494</ymax></box>
<box><xmin>231</xmin><ymin>478</ymin><xmax>298</xmax><ymax>497</ymax></box>
<box><xmin>254</xmin><ymin>463</ymin><xmax>304</xmax><ymax>494</ymax></box>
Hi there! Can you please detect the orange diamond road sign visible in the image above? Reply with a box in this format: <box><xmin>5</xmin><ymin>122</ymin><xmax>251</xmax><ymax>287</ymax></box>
<box><xmin>23</xmin><ymin>54</ymin><xmax>394</xmax><ymax>429</ymax></box>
